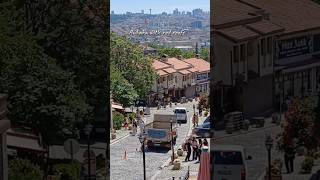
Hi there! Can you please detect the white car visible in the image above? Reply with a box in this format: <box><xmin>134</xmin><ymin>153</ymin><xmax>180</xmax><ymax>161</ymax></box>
<box><xmin>212</xmin><ymin>145</ymin><xmax>252</xmax><ymax>180</ymax></box>
<box><xmin>174</xmin><ymin>107</ymin><xmax>188</xmax><ymax>124</ymax></box>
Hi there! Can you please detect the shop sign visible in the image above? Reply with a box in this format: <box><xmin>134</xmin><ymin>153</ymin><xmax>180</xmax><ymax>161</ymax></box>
<box><xmin>277</xmin><ymin>36</ymin><xmax>310</xmax><ymax>59</ymax></box>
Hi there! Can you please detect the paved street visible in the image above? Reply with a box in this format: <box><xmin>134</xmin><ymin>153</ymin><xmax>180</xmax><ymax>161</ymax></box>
<box><xmin>214</xmin><ymin>118</ymin><xmax>282</xmax><ymax>180</ymax></box>
<box><xmin>110</xmin><ymin>101</ymin><xmax>197</xmax><ymax>180</ymax></box>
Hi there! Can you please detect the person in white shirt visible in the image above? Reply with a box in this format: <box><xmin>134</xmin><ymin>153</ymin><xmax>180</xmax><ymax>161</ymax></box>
<box><xmin>192</xmin><ymin>137</ymin><xmax>199</xmax><ymax>160</ymax></box>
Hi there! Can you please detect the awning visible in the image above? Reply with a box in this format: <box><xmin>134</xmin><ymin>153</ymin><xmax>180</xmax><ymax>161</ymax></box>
<box><xmin>112</xmin><ymin>104</ymin><xmax>124</xmax><ymax>110</ymax></box>
<box><xmin>7</xmin><ymin>132</ymin><xmax>46</xmax><ymax>153</ymax></box>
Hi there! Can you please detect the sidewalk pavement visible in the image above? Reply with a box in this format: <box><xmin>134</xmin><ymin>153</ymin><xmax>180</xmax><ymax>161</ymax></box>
<box><xmin>155</xmin><ymin>114</ymin><xmax>209</xmax><ymax>179</ymax></box>
<box><xmin>257</xmin><ymin>153</ymin><xmax>320</xmax><ymax>180</ymax></box>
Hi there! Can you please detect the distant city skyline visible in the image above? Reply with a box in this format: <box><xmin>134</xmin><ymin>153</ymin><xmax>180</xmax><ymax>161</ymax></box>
<box><xmin>110</xmin><ymin>0</ymin><xmax>209</xmax><ymax>14</ymax></box>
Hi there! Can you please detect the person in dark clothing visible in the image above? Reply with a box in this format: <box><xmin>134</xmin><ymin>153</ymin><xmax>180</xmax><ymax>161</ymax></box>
<box><xmin>192</xmin><ymin>137</ymin><xmax>199</xmax><ymax>160</ymax></box>
<box><xmin>203</xmin><ymin>138</ymin><xmax>208</xmax><ymax>146</ymax></box>
<box><xmin>185</xmin><ymin>139</ymin><xmax>192</xmax><ymax>162</ymax></box>
<box><xmin>284</xmin><ymin>145</ymin><xmax>296</xmax><ymax>173</ymax></box>
<box><xmin>197</xmin><ymin>139</ymin><xmax>203</xmax><ymax>161</ymax></box>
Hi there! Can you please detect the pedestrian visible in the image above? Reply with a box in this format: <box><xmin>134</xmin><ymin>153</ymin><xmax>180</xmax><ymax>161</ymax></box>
<box><xmin>185</xmin><ymin>139</ymin><xmax>192</xmax><ymax>162</ymax></box>
<box><xmin>284</xmin><ymin>144</ymin><xmax>296</xmax><ymax>173</ymax></box>
<box><xmin>195</xmin><ymin>113</ymin><xmax>199</xmax><ymax>127</ymax></box>
<box><xmin>139</xmin><ymin>117</ymin><xmax>145</xmax><ymax>135</ymax></box>
<box><xmin>203</xmin><ymin>138</ymin><xmax>208</xmax><ymax>146</ymax></box>
<box><xmin>197</xmin><ymin>139</ymin><xmax>203</xmax><ymax>162</ymax></box>
<box><xmin>132</xmin><ymin>119</ymin><xmax>137</xmax><ymax>136</ymax></box>
<box><xmin>124</xmin><ymin>117</ymin><xmax>129</xmax><ymax>129</ymax></box>
<box><xmin>199</xmin><ymin>105</ymin><xmax>203</xmax><ymax>116</ymax></box>
<box><xmin>192</xmin><ymin>137</ymin><xmax>199</xmax><ymax>160</ymax></box>
<box><xmin>192</xmin><ymin>114</ymin><xmax>196</xmax><ymax>127</ymax></box>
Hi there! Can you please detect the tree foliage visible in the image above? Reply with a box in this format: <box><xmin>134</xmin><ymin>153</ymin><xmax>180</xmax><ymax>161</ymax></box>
<box><xmin>200</xmin><ymin>48</ymin><xmax>210</xmax><ymax>61</ymax></box>
<box><xmin>0</xmin><ymin>35</ymin><xmax>90</xmax><ymax>145</ymax></box>
<box><xmin>277</xmin><ymin>98</ymin><xmax>317</xmax><ymax>151</ymax></box>
<box><xmin>110</xmin><ymin>33</ymin><xmax>156</xmax><ymax>100</ymax></box>
<box><xmin>9</xmin><ymin>158</ymin><xmax>43</xmax><ymax>180</ymax></box>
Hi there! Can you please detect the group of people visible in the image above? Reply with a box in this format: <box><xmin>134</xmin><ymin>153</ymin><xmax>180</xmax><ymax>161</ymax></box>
<box><xmin>184</xmin><ymin>137</ymin><xmax>208</xmax><ymax>162</ymax></box>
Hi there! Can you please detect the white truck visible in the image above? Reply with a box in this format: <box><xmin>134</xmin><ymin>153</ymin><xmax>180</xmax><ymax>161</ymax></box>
<box><xmin>145</xmin><ymin>114</ymin><xmax>177</xmax><ymax>148</ymax></box>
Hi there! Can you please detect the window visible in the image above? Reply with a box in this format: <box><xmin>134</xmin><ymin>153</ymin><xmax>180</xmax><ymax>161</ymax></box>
<box><xmin>267</xmin><ymin>37</ymin><xmax>272</xmax><ymax>54</ymax></box>
<box><xmin>314</xmin><ymin>34</ymin><xmax>320</xmax><ymax>52</ymax></box>
<box><xmin>233</xmin><ymin>45</ymin><xmax>239</xmax><ymax>63</ymax></box>
<box><xmin>240</xmin><ymin>44</ymin><xmax>246</xmax><ymax>61</ymax></box>
<box><xmin>261</xmin><ymin>38</ymin><xmax>266</xmax><ymax>55</ymax></box>
<box><xmin>175</xmin><ymin>76</ymin><xmax>177</xmax><ymax>83</ymax></box>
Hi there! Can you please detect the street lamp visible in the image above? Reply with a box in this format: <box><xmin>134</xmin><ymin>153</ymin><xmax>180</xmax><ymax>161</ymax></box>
<box><xmin>138</xmin><ymin>135</ymin><xmax>146</xmax><ymax>180</ymax></box>
<box><xmin>84</xmin><ymin>123</ymin><xmax>93</xmax><ymax>180</ymax></box>
<box><xmin>265</xmin><ymin>135</ymin><xmax>273</xmax><ymax>180</ymax></box>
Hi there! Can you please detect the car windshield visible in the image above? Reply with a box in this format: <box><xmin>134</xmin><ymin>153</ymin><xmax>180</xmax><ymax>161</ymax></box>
<box><xmin>214</xmin><ymin>151</ymin><xmax>243</xmax><ymax>165</ymax></box>
<box><xmin>175</xmin><ymin>109</ymin><xmax>186</xmax><ymax>113</ymax></box>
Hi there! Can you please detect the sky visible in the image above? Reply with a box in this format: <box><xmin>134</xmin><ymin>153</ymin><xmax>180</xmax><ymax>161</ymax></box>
<box><xmin>110</xmin><ymin>0</ymin><xmax>210</xmax><ymax>14</ymax></box>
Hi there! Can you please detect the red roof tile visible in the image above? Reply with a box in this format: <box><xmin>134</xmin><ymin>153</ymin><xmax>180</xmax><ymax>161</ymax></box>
<box><xmin>157</xmin><ymin>70</ymin><xmax>168</xmax><ymax>76</ymax></box>
<box><xmin>166</xmin><ymin>58</ymin><xmax>193</xmax><ymax>70</ymax></box>
<box><xmin>179</xmin><ymin>70</ymin><xmax>191</xmax><ymax>75</ymax></box>
<box><xmin>163</xmin><ymin>68</ymin><xmax>176</xmax><ymax>74</ymax></box>
<box><xmin>153</xmin><ymin>60</ymin><xmax>171</xmax><ymax>70</ymax></box>
<box><xmin>216</xmin><ymin>26</ymin><xmax>259</xmax><ymax>42</ymax></box>
<box><xmin>184</xmin><ymin>58</ymin><xmax>210</xmax><ymax>73</ymax></box>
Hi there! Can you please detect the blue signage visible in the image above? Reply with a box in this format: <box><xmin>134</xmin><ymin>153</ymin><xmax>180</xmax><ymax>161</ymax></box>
<box><xmin>277</xmin><ymin>36</ymin><xmax>310</xmax><ymax>59</ymax></box>
<box><xmin>147</xmin><ymin>129</ymin><xmax>167</xmax><ymax>139</ymax></box>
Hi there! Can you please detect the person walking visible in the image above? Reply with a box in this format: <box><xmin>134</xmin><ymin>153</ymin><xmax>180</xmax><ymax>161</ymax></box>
<box><xmin>284</xmin><ymin>144</ymin><xmax>296</xmax><ymax>173</ymax></box>
<box><xmin>195</xmin><ymin>113</ymin><xmax>199</xmax><ymax>127</ymax></box>
<box><xmin>192</xmin><ymin>114</ymin><xmax>196</xmax><ymax>127</ymax></box>
<box><xmin>185</xmin><ymin>139</ymin><xmax>192</xmax><ymax>162</ymax></box>
<box><xmin>192</xmin><ymin>137</ymin><xmax>199</xmax><ymax>160</ymax></box>
<box><xmin>132</xmin><ymin>119</ymin><xmax>137</xmax><ymax>136</ymax></box>
<box><xmin>197</xmin><ymin>139</ymin><xmax>203</xmax><ymax>162</ymax></box>
<box><xmin>203</xmin><ymin>138</ymin><xmax>208</xmax><ymax>147</ymax></box>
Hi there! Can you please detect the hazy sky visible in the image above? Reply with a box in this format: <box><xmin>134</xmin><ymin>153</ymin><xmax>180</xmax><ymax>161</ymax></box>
<box><xmin>110</xmin><ymin>0</ymin><xmax>210</xmax><ymax>14</ymax></box>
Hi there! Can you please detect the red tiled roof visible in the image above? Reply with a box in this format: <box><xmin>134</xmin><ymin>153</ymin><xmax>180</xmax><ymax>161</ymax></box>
<box><xmin>166</xmin><ymin>58</ymin><xmax>193</xmax><ymax>70</ymax></box>
<box><xmin>188</xmin><ymin>68</ymin><xmax>198</xmax><ymax>73</ymax></box>
<box><xmin>179</xmin><ymin>70</ymin><xmax>191</xmax><ymax>75</ymax></box>
<box><xmin>241</xmin><ymin>0</ymin><xmax>320</xmax><ymax>34</ymax></box>
<box><xmin>213</xmin><ymin>0</ymin><xmax>320</xmax><ymax>35</ymax></box>
<box><xmin>157</xmin><ymin>70</ymin><xmax>168</xmax><ymax>76</ymax></box>
<box><xmin>184</xmin><ymin>58</ymin><xmax>210</xmax><ymax>73</ymax></box>
<box><xmin>152</xmin><ymin>60</ymin><xmax>171</xmax><ymax>70</ymax></box>
<box><xmin>163</xmin><ymin>68</ymin><xmax>176</xmax><ymax>74</ymax></box>
<box><xmin>216</xmin><ymin>26</ymin><xmax>259</xmax><ymax>42</ymax></box>
<box><xmin>246</xmin><ymin>20</ymin><xmax>284</xmax><ymax>35</ymax></box>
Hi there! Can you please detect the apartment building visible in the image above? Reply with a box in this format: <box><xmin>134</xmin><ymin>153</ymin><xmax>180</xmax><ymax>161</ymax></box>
<box><xmin>213</xmin><ymin>0</ymin><xmax>320</xmax><ymax>117</ymax></box>
<box><xmin>150</xmin><ymin>55</ymin><xmax>210</xmax><ymax>104</ymax></box>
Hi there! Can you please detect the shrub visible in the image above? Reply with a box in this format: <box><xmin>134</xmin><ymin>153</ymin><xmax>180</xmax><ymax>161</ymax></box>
<box><xmin>113</xmin><ymin>112</ymin><xmax>124</xmax><ymax>130</ymax></box>
<box><xmin>53</xmin><ymin>160</ymin><xmax>81</xmax><ymax>180</ymax></box>
<box><xmin>9</xmin><ymin>158</ymin><xmax>43</xmax><ymax>180</ymax></box>
<box><xmin>300</xmin><ymin>157</ymin><xmax>314</xmax><ymax>174</ymax></box>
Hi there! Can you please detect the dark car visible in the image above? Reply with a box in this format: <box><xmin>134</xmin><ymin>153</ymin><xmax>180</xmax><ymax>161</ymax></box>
<box><xmin>193</xmin><ymin>122</ymin><xmax>211</xmax><ymax>138</ymax></box>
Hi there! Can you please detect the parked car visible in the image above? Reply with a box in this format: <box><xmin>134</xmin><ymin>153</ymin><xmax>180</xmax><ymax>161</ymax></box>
<box><xmin>174</xmin><ymin>107</ymin><xmax>188</xmax><ymax>124</ymax></box>
<box><xmin>212</xmin><ymin>145</ymin><xmax>252</xmax><ymax>180</ymax></box>
<box><xmin>193</xmin><ymin>122</ymin><xmax>211</xmax><ymax>137</ymax></box>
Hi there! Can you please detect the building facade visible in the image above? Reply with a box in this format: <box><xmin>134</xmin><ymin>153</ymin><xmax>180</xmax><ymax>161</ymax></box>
<box><xmin>150</xmin><ymin>55</ymin><xmax>210</xmax><ymax>104</ymax></box>
<box><xmin>213</xmin><ymin>0</ymin><xmax>320</xmax><ymax>117</ymax></box>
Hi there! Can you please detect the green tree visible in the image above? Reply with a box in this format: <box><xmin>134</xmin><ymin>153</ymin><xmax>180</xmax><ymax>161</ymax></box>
<box><xmin>53</xmin><ymin>161</ymin><xmax>81</xmax><ymax>180</ymax></box>
<box><xmin>110</xmin><ymin>33</ymin><xmax>156</xmax><ymax>99</ymax></box>
<box><xmin>200</xmin><ymin>48</ymin><xmax>210</xmax><ymax>61</ymax></box>
<box><xmin>110</xmin><ymin>64</ymin><xmax>138</xmax><ymax>106</ymax></box>
<box><xmin>182</xmin><ymin>51</ymin><xmax>195</xmax><ymax>59</ymax></box>
<box><xmin>158</xmin><ymin>47</ymin><xmax>183</xmax><ymax>58</ymax></box>
<box><xmin>9</xmin><ymin>158</ymin><xmax>43</xmax><ymax>180</ymax></box>
<box><xmin>0</xmin><ymin>35</ymin><xmax>90</xmax><ymax>145</ymax></box>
